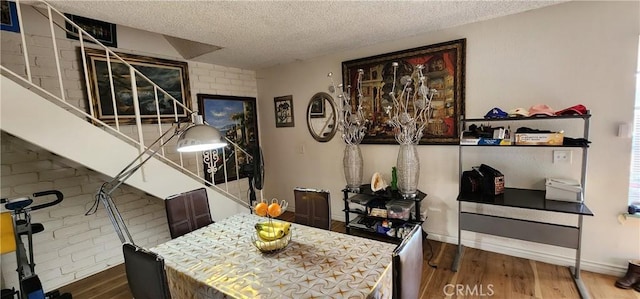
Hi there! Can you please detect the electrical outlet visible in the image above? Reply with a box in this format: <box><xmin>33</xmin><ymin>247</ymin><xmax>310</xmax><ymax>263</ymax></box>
<box><xmin>553</xmin><ymin>150</ymin><xmax>571</xmax><ymax>163</ymax></box>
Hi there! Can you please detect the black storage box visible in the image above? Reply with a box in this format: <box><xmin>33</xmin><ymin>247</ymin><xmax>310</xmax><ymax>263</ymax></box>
<box><xmin>479</xmin><ymin>164</ymin><xmax>504</xmax><ymax>195</ymax></box>
<box><xmin>461</xmin><ymin>164</ymin><xmax>505</xmax><ymax>196</ymax></box>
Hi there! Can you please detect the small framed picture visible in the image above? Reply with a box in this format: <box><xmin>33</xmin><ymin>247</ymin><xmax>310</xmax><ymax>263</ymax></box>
<box><xmin>309</xmin><ymin>97</ymin><xmax>325</xmax><ymax>118</ymax></box>
<box><xmin>274</xmin><ymin>95</ymin><xmax>294</xmax><ymax>127</ymax></box>
<box><xmin>1</xmin><ymin>0</ymin><xmax>20</xmax><ymax>33</ymax></box>
<box><xmin>65</xmin><ymin>14</ymin><xmax>117</xmax><ymax>48</ymax></box>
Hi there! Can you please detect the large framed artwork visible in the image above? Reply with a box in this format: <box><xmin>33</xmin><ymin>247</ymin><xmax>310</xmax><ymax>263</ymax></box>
<box><xmin>198</xmin><ymin>94</ymin><xmax>259</xmax><ymax>184</ymax></box>
<box><xmin>342</xmin><ymin>38</ymin><xmax>466</xmax><ymax>145</ymax></box>
<box><xmin>65</xmin><ymin>14</ymin><xmax>117</xmax><ymax>47</ymax></box>
<box><xmin>1</xmin><ymin>0</ymin><xmax>19</xmax><ymax>33</ymax></box>
<box><xmin>83</xmin><ymin>48</ymin><xmax>191</xmax><ymax>124</ymax></box>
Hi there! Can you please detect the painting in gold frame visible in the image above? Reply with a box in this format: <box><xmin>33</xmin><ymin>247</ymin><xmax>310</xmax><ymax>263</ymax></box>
<box><xmin>83</xmin><ymin>48</ymin><xmax>191</xmax><ymax>124</ymax></box>
<box><xmin>342</xmin><ymin>39</ymin><xmax>465</xmax><ymax>145</ymax></box>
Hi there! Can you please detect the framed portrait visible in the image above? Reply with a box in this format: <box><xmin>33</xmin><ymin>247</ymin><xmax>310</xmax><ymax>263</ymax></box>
<box><xmin>198</xmin><ymin>94</ymin><xmax>259</xmax><ymax>184</ymax></box>
<box><xmin>309</xmin><ymin>96</ymin><xmax>325</xmax><ymax>118</ymax></box>
<box><xmin>65</xmin><ymin>14</ymin><xmax>117</xmax><ymax>47</ymax></box>
<box><xmin>83</xmin><ymin>48</ymin><xmax>191</xmax><ymax>124</ymax></box>
<box><xmin>1</xmin><ymin>0</ymin><xmax>19</xmax><ymax>33</ymax></box>
<box><xmin>274</xmin><ymin>95</ymin><xmax>294</xmax><ymax>127</ymax></box>
<box><xmin>342</xmin><ymin>38</ymin><xmax>466</xmax><ymax>145</ymax></box>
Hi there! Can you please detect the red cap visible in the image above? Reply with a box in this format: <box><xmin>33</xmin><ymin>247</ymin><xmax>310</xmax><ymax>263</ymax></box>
<box><xmin>555</xmin><ymin>104</ymin><xmax>587</xmax><ymax>115</ymax></box>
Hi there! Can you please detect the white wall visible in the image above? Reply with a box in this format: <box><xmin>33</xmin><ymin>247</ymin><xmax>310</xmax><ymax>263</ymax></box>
<box><xmin>257</xmin><ymin>1</ymin><xmax>640</xmax><ymax>275</ymax></box>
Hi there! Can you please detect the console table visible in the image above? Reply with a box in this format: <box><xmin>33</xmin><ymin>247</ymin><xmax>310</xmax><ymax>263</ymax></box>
<box><xmin>453</xmin><ymin>188</ymin><xmax>594</xmax><ymax>298</ymax></box>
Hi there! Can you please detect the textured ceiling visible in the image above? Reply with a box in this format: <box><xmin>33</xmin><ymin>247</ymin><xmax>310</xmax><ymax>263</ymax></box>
<box><xmin>48</xmin><ymin>1</ymin><xmax>564</xmax><ymax>70</ymax></box>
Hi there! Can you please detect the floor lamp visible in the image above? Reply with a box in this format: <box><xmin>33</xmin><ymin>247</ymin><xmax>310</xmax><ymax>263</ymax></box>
<box><xmin>88</xmin><ymin>115</ymin><xmax>227</xmax><ymax>244</ymax></box>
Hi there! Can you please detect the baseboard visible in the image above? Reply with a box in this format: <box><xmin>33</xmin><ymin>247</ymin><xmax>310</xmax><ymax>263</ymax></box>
<box><xmin>426</xmin><ymin>232</ymin><xmax>626</xmax><ymax>277</ymax></box>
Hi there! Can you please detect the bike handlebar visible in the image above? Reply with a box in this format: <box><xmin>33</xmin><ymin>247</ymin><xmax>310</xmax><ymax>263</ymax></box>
<box><xmin>31</xmin><ymin>190</ymin><xmax>63</xmax><ymax>211</ymax></box>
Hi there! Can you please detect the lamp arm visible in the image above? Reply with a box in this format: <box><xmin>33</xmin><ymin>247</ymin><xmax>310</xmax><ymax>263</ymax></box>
<box><xmin>104</xmin><ymin>126</ymin><xmax>181</xmax><ymax>194</ymax></box>
<box><xmin>89</xmin><ymin>121</ymin><xmax>185</xmax><ymax>245</ymax></box>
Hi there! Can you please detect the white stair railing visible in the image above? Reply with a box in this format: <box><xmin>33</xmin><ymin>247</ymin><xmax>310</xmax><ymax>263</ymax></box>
<box><xmin>1</xmin><ymin>0</ymin><xmax>257</xmax><ymax>208</ymax></box>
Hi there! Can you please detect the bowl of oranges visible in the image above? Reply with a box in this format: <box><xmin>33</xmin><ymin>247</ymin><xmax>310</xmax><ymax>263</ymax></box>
<box><xmin>253</xmin><ymin>198</ymin><xmax>288</xmax><ymax>218</ymax></box>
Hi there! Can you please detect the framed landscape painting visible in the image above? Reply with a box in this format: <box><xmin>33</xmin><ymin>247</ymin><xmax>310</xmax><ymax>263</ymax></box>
<box><xmin>83</xmin><ymin>48</ymin><xmax>191</xmax><ymax>124</ymax></box>
<box><xmin>342</xmin><ymin>38</ymin><xmax>466</xmax><ymax>145</ymax></box>
<box><xmin>198</xmin><ymin>94</ymin><xmax>259</xmax><ymax>184</ymax></box>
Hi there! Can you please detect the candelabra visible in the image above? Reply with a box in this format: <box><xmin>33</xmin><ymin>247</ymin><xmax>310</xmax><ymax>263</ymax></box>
<box><xmin>386</xmin><ymin>62</ymin><xmax>437</xmax><ymax>145</ymax></box>
<box><xmin>385</xmin><ymin>62</ymin><xmax>437</xmax><ymax>197</ymax></box>
<box><xmin>328</xmin><ymin>70</ymin><xmax>367</xmax><ymax>191</ymax></box>
<box><xmin>327</xmin><ymin>70</ymin><xmax>366</xmax><ymax>145</ymax></box>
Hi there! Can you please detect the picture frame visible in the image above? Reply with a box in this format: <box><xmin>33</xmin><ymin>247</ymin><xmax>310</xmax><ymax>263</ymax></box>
<box><xmin>309</xmin><ymin>96</ymin><xmax>325</xmax><ymax>118</ymax></box>
<box><xmin>274</xmin><ymin>95</ymin><xmax>295</xmax><ymax>127</ymax></box>
<box><xmin>197</xmin><ymin>94</ymin><xmax>259</xmax><ymax>185</ymax></box>
<box><xmin>83</xmin><ymin>48</ymin><xmax>191</xmax><ymax>124</ymax></box>
<box><xmin>65</xmin><ymin>14</ymin><xmax>117</xmax><ymax>48</ymax></box>
<box><xmin>1</xmin><ymin>0</ymin><xmax>19</xmax><ymax>33</ymax></box>
<box><xmin>342</xmin><ymin>38</ymin><xmax>466</xmax><ymax>145</ymax></box>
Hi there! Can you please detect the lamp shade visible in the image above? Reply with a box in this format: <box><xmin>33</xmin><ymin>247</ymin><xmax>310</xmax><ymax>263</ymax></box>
<box><xmin>176</xmin><ymin>124</ymin><xmax>227</xmax><ymax>152</ymax></box>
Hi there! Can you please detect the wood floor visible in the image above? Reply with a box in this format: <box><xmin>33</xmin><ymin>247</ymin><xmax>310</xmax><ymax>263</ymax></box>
<box><xmin>58</xmin><ymin>212</ymin><xmax>637</xmax><ymax>299</ymax></box>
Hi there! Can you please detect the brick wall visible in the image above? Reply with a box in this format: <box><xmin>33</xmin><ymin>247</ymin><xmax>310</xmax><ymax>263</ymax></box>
<box><xmin>0</xmin><ymin>132</ymin><xmax>171</xmax><ymax>291</ymax></box>
<box><xmin>0</xmin><ymin>5</ymin><xmax>258</xmax><ymax>292</ymax></box>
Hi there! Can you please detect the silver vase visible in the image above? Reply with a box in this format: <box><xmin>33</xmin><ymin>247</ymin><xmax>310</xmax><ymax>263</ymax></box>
<box><xmin>397</xmin><ymin>143</ymin><xmax>419</xmax><ymax>198</ymax></box>
<box><xmin>343</xmin><ymin>143</ymin><xmax>363</xmax><ymax>191</ymax></box>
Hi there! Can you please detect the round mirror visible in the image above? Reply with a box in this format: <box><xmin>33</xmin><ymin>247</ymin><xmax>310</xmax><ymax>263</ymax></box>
<box><xmin>307</xmin><ymin>92</ymin><xmax>338</xmax><ymax>142</ymax></box>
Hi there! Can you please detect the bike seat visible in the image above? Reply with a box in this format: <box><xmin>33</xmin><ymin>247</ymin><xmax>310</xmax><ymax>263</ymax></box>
<box><xmin>4</xmin><ymin>197</ymin><xmax>32</xmax><ymax>211</ymax></box>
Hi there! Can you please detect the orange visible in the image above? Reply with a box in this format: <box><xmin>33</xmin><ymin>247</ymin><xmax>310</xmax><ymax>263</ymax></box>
<box><xmin>255</xmin><ymin>202</ymin><xmax>268</xmax><ymax>217</ymax></box>
<box><xmin>267</xmin><ymin>202</ymin><xmax>282</xmax><ymax>217</ymax></box>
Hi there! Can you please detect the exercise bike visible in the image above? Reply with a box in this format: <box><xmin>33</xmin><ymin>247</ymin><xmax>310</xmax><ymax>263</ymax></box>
<box><xmin>0</xmin><ymin>190</ymin><xmax>72</xmax><ymax>299</ymax></box>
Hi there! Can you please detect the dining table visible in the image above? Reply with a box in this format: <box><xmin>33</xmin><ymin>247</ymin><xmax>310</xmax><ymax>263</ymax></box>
<box><xmin>151</xmin><ymin>213</ymin><xmax>397</xmax><ymax>298</ymax></box>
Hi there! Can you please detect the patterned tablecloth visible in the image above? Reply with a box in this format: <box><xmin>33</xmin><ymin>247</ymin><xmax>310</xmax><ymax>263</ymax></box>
<box><xmin>151</xmin><ymin>213</ymin><xmax>396</xmax><ymax>299</ymax></box>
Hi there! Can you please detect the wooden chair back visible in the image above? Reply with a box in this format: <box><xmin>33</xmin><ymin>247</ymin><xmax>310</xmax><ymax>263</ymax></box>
<box><xmin>165</xmin><ymin>188</ymin><xmax>213</xmax><ymax>239</ymax></box>
<box><xmin>293</xmin><ymin>188</ymin><xmax>331</xmax><ymax>230</ymax></box>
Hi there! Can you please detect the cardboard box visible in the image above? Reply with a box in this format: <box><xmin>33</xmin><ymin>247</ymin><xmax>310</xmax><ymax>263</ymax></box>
<box><xmin>545</xmin><ymin>178</ymin><xmax>582</xmax><ymax>202</ymax></box>
<box><xmin>515</xmin><ymin>132</ymin><xmax>564</xmax><ymax>145</ymax></box>
<box><xmin>368</xmin><ymin>207</ymin><xmax>387</xmax><ymax>218</ymax></box>
<box><xmin>461</xmin><ymin>138</ymin><xmax>512</xmax><ymax>146</ymax></box>
<box><xmin>460</xmin><ymin>138</ymin><xmax>480</xmax><ymax>145</ymax></box>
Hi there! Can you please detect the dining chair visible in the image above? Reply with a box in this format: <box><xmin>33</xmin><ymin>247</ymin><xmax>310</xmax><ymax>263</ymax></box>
<box><xmin>164</xmin><ymin>187</ymin><xmax>213</xmax><ymax>239</ymax></box>
<box><xmin>293</xmin><ymin>188</ymin><xmax>331</xmax><ymax>230</ymax></box>
<box><xmin>392</xmin><ymin>224</ymin><xmax>423</xmax><ymax>299</ymax></box>
<box><xmin>122</xmin><ymin>243</ymin><xmax>171</xmax><ymax>299</ymax></box>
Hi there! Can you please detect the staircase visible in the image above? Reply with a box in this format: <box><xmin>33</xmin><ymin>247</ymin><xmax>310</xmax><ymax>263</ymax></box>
<box><xmin>0</xmin><ymin>1</ymin><xmax>253</xmax><ymax>220</ymax></box>
<box><xmin>0</xmin><ymin>0</ymin><xmax>261</xmax><ymax>292</ymax></box>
